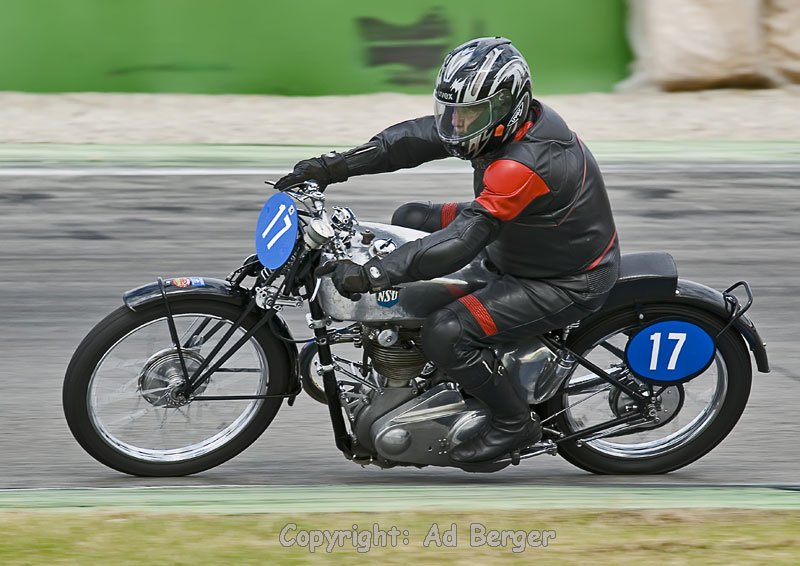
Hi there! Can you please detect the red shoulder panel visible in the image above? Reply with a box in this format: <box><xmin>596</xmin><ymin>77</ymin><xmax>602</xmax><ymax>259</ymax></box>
<box><xmin>475</xmin><ymin>159</ymin><xmax>550</xmax><ymax>221</ymax></box>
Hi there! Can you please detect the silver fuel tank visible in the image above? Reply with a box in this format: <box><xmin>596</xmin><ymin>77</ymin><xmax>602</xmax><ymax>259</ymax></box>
<box><xmin>317</xmin><ymin>221</ymin><xmax>493</xmax><ymax>325</ymax></box>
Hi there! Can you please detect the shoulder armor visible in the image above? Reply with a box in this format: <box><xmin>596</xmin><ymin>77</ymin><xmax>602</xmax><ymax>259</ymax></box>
<box><xmin>477</xmin><ymin>159</ymin><xmax>550</xmax><ymax>221</ymax></box>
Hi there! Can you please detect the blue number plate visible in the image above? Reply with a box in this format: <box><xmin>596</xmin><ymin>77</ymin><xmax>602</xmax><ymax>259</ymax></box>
<box><xmin>625</xmin><ymin>320</ymin><xmax>716</xmax><ymax>384</ymax></box>
<box><xmin>255</xmin><ymin>192</ymin><xmax>298</xmax><ymax>269</ymax></box>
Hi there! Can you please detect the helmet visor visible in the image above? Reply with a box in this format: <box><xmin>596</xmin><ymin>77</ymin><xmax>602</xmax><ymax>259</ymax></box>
<box><xmin>434</xmin><ymin>90</ymin><xmax>512</xmax><ymax>143</ymax></box>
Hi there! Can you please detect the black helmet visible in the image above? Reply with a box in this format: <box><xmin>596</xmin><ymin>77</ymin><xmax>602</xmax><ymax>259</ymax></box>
<box><xmin>433</xmin><ymin>37</ymin><xmax>532</xmax><ymax>160</ymax></box>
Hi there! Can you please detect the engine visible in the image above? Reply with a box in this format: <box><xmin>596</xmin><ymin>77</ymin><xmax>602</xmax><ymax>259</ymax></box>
<box><xmin>350</xmin><ymin>324</ymin><xmax>501</xmax><ymax>470</ymax></box>
<box><xmin>364</xmin><ymin>326</ymin><xmax>427</xmax><ymax>386</ymax></box>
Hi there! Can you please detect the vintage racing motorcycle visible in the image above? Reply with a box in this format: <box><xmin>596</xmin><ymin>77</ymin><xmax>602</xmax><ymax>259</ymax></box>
<box><xmin>63</xmin><ymin>181</ymin><xmax>769</xmax><ymax>476</ymax></box>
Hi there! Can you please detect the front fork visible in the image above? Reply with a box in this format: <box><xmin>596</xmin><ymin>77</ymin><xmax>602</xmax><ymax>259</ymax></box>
<box><xmin>307</xmin><ymin>296</ymin><xmax>354</xmax><ymax>458</ymax></box>
<box><xmin>152</xmin><ymin>276</ymin><xmax>300</xmax><ymax>404</ymax></box>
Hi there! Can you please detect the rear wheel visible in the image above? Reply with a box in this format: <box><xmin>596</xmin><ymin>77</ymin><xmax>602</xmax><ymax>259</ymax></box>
<box><xmin>63</xmin><ymin>299</ymin><xmax>289</xmax><ymax>476</ymax></box>
<box><xmin>544</xmin><ymin>303</ymin><xmax>752</xmax><ymax>474</ymax></box>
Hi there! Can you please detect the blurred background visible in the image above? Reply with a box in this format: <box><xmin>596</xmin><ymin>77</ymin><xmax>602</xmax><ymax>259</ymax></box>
<box><xmin>1</xmin><ymin>0</ymin><xmax>798</xmax><ymax>94</ymax></box>
<box><xmin>0</xmin><ymin>0</ymin><xmax>631</xmax><ymax>95</ymax></box>
<box><xmin>1</xmin><ymin>0</ymin><xmax>799</xmax><ymax>145</ymax></box>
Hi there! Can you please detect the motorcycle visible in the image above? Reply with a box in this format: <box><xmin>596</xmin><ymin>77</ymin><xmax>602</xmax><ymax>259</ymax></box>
<box><xmin>63</xmin><ymin>181</ymin><xmax>770</xmax><ymax>476</ymax></box>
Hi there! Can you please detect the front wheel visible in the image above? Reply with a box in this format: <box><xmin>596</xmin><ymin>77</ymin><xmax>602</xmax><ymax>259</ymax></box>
<box><xmin>544</xmin><ymin>303</ymin><xmax>752</xmax><ymax>474</ymax></box>
<box><xmin>63</xmin><ymin>299</ymin><xmax>289</xmax><ymax>476</ymax></box>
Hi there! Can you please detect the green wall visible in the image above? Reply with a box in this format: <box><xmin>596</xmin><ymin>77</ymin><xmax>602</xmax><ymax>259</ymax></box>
<box><xmin>0</xmin><ymin>1</ymin><xmax>630</xmax><ymax>95</ymax></box>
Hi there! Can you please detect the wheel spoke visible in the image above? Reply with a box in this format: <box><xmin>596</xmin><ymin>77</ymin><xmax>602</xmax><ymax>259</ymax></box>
<box><xmin>598</xmin><ymin>340</ymin><xmax>625</xmax><ymax>360</ymax></box>
<box><xmin>563</xmin><ymin>373</ymin><xmax>611</xmax><ymax>395</ymax></box>
<box><xmin>94</xmin><ymin>385</ymin><xmax>169</xmax><ymax>408</ymax></box>
<box><xmin>105</xmin><ymin>404</ymin><xmax>157</xmax><ymax>428</ymax></box>
<box><xmin>542</xmin><ymin>384</ymin><xmax>611</xmax><ymax>425</ymax></box>
<box><xmin>101</xmin><ymin>356</ymin><xmax>151</xmax><ymax>376</ymax></box>
<box><xmin>180</xmin><ymin>316</ymin><xmax>212</xmax><ymax>348</ymax></box>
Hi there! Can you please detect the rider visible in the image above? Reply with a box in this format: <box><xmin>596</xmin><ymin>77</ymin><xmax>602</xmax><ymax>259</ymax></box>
<box><xmin>275</xmin><ymin>37</ymin><xmax>620</xmax><ymax>463</ymax></box>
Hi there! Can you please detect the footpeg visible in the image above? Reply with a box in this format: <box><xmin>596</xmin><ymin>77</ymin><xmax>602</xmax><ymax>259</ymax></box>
<box><xmin>496</xmin><ymin>440</ymin><xmax>558</xmax><ymax>465</ymax></box>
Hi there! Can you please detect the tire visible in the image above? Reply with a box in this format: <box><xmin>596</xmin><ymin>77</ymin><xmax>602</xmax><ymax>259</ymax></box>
<box><xmin>543</xmin><ymin>303</ymin><xmax>752</xmax><ymax>474</ymax></box>
<box><xmin>63</xmin><ymin>299</ymin><xmax>289</xmax><ymax>477</ymax></box>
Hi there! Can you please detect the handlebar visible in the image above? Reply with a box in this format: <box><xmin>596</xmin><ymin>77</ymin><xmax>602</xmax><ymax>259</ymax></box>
<box><xmin>265</xmin><ymin>179</ymin><xmax>322</xmax><ymax>193</ymax></box>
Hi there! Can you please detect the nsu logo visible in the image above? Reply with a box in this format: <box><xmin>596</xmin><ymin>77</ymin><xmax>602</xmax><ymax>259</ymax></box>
<box><xmin>376</xmin><ymin>289</ymin><xmax>400</xmax><ymax>307</ymax></box>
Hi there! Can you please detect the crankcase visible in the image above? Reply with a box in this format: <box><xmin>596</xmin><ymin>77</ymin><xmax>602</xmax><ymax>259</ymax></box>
<box><xmin>370</xmin><ymin>383</ymin><xmax>490</xmax><ymax>467</ymax></box>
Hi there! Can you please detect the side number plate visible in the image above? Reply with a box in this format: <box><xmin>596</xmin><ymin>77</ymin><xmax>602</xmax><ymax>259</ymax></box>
<box><xmin>625</xmin><ymin>320</ymin><xmax>716</xmax><ymax>384</ymax></box>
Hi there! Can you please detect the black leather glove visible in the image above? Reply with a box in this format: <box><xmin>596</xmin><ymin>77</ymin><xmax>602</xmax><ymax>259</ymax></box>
<box><xmin>274</xmin><ymin>152</ymin><xmax>349</xmax><ymax>191</ymax></box>
<box><xmin>316</xmin><ymin>258</ymin><xmax>391</xmax><ymax>300</ymax></box>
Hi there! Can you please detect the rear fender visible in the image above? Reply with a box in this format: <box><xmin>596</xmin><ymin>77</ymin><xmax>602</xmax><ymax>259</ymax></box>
<box><xmin>122</xmin><ymin>277</ymin><xmax>300</xmax><ymax>390</ymax></box>
<box><xmin>587</xmin><ymin>278</ymin><xmax>769</xmax><ymax>373</ymax></box>
<box><xmin>673</xmin><ymin>279</ymin><xmax>769</xmax><ymax>373</ymax></box>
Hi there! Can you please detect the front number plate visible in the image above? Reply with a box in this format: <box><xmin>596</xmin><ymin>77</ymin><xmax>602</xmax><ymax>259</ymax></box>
<box><xmin>255</xmin><ymin>192</ymin><xmax>298</xmax><ymax>269</ymax></box>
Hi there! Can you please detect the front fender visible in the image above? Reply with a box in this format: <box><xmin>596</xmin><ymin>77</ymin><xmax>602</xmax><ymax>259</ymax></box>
<box><xmin>122</xmin><ymin>277</ymin><xmax>300</xmax><ymax>390</ymax></box>
<box><xmin>673</xmin><ymin>279</ymin><xmax>769</xmax><ymax>373</ymax></box>
<box><xmin>123</xmin><ymin>277</ymin><xmax>245</xmax><ymax>311</ymax></box>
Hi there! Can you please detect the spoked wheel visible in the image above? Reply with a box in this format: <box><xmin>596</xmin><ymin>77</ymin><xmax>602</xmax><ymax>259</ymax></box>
<box><xmin>63</xmin><ymin>299</ymin><xmax>289</xmax><ymax>476</ymax></box>
<box><xmin>544</xmin><ymin>303</ymin><xmax>752</xmax><ymax>474</ymax></box>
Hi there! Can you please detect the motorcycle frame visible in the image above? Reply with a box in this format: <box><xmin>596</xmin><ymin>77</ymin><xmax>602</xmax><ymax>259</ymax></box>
<box><xmin>143</xmin><ymin>255</ymin><xmax>686</xmax><ymax>463</ymax></box>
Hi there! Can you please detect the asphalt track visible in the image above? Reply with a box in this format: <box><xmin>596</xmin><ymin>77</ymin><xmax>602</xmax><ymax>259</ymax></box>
<box><xmin>1</xmin><ymin>161</ymin><xmax>798</xmax><ymax>489</ymax></box>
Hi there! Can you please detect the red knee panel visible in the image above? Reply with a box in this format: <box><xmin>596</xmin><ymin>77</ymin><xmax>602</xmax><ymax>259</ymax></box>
<box><xmin>458</xmin><ymin>294</ymin><xmax>498</xmax><ymax>336</ymax></box>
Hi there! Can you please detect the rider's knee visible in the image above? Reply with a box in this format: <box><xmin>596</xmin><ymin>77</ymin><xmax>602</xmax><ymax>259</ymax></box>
<box><xmin>391</xmin><ymin>201</ymin><xmax>434</xmax><ymax>231</ymax></box>
<box><xmin>422</xmin><ymin>307</ymin><xmax>464</xmax><ymax>369</ymax></box>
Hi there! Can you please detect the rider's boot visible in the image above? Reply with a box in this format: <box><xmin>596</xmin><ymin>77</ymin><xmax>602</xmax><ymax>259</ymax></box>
<box><xmin>450</xmin><ymin>357</ymin><xmax>542</xmax><ymax>463</ymax></box>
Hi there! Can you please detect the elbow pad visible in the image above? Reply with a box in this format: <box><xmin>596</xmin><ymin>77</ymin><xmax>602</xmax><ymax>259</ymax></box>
<box><xmin>377</xmin><ymin>206</ymin><xmax>501</xmax><ymax>285</ymax></box>
<box><xmin>391</xmin><ymin>201</ymin><xmax>472</xmax><ymax>233</ymax></box>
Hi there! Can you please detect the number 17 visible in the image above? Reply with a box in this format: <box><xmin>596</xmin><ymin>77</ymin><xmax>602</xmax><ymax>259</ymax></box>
<box><xmin>649</xmin><ymin>332</ymin><xmax>687</xmax><ymax>371</ymax></box>
<box><xmin>261</xmin><ymin>204</ymin><xmax>291</xmax><ymax>250</ymax></box>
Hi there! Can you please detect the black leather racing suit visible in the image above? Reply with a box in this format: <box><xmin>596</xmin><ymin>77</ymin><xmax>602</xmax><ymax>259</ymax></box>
<box><xmin>343</xmin><ymin>99</ymin><xmax>620</xmax><ymax>402</ymax></box>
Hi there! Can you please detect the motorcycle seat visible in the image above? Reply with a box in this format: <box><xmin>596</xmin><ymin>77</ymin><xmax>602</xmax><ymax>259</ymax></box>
<box><xmin>604</xmin><ymin>252</ymin><xmax>678</xmax><ymax>308</ymax></box>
